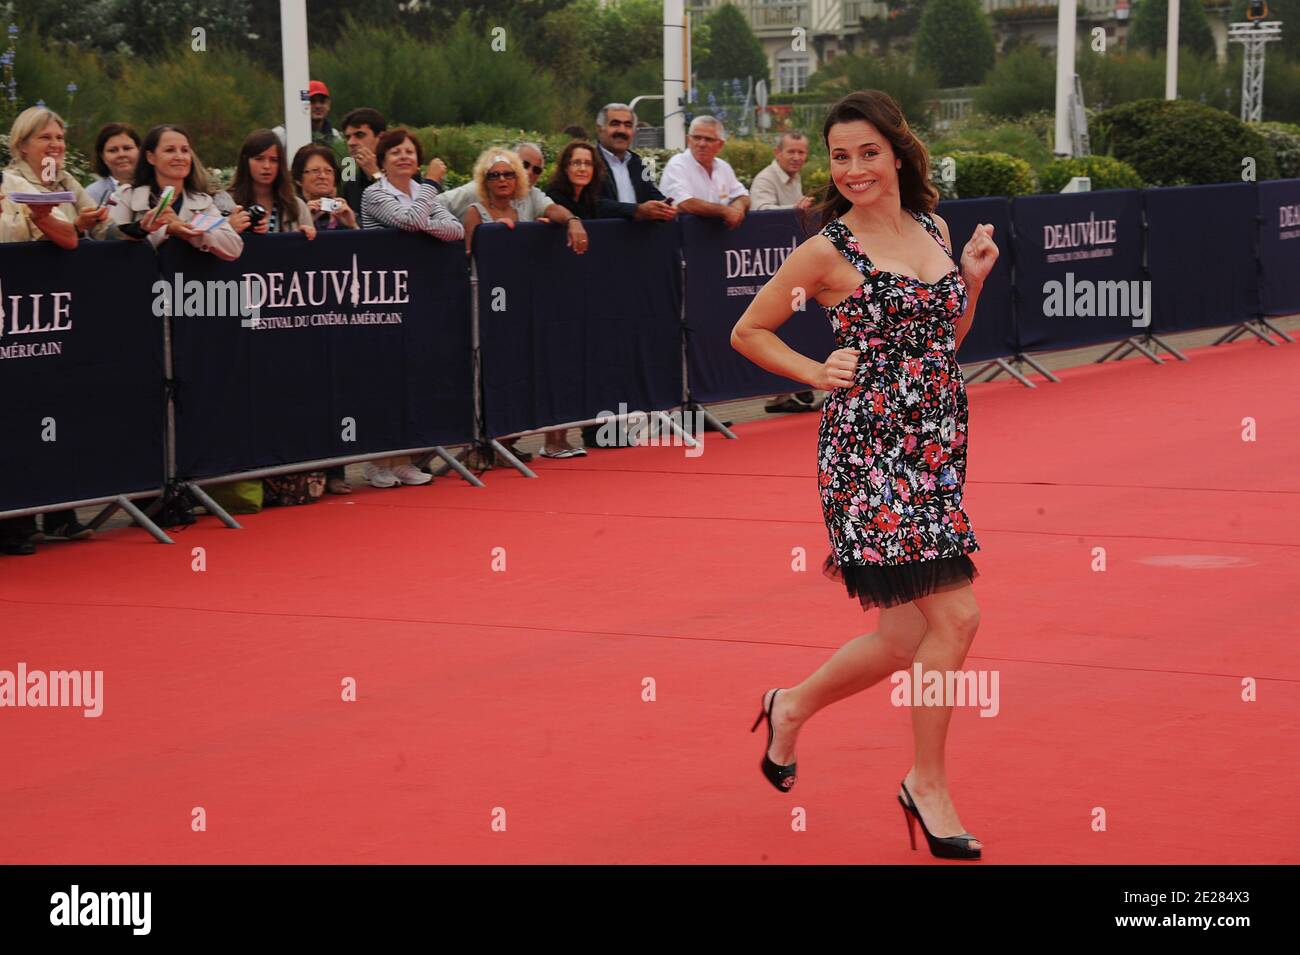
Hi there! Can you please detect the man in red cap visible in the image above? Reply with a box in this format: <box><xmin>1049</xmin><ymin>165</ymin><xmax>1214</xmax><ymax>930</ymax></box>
<box><xmin>307</xmin><ymin>80</ymin><xmax>344</xmax><ymax>148</ymax></box>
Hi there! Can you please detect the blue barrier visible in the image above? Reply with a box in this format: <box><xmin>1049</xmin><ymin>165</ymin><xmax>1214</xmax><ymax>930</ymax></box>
<box><xmin>0</xmin><ymin>240</ymin><xmax>164</xmax><ymax>513</ymax></box>
<box><xmin>1144</xmin><ymin>183</ymin><xmax>1258</xmax><ymax>334</ymax></box>
<box><xmin>162</xmin><ymin>229</ymin><xmax>475</xmax><ymax>480</ymax></box>
<box><xmin>1012</xmin><ymin>189</ymin><xmax>1146</xmax><ymax>352</ymax></box>
<box><xmin>680</xmin><ymin>209</ymin><xmax>836</xmax><ymax>404</ymax></box>
<box><xmin>473</xmin><ymin>218</ymin><xmax>681</xmax><ymax>437</ymax></box>
<box><xmin>938</xmin><ymin>198</ymin><xmax>1017</xmax><ymax>363</ymax></box>
<box><xmin>1258</xmin><ymin>179</ymin><xmax>1300</xmax><ymax>317</ymax></box>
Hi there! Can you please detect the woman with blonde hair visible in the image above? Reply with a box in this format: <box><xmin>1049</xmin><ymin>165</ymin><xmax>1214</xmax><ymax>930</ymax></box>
<box><xmin>462</xmin><ymin>147</ymin><xmax>588</xmax><ymax>255</ymax></box>
<box><xmin>1</xmin><ymin>106</ymin><xmax>111</xmax><ymax>248</ymax></box>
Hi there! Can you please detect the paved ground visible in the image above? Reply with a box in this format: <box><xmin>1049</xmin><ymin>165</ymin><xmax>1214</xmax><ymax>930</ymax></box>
<box><xmin>54</xmin><ymin>313</ymin><xmax>1300</xmax><ymax>536</ymax></box>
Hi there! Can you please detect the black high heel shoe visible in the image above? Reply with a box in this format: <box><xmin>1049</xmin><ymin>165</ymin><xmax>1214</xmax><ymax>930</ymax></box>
<box><xmin>898</xmin><ymin>780</ymin><xmax>981</xmax><ymax>860</ymax></box>
<box><xmin>750</xmin><ymin>688</ymin><xmax>797</xmax><ymax>792</ymax></box>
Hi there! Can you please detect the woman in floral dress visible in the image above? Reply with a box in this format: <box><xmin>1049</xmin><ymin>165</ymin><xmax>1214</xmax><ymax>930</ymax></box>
<box><xmin>731</xmin><ymin>90</ymin><xmax>1000</xmax><ymax>859</ymax></box>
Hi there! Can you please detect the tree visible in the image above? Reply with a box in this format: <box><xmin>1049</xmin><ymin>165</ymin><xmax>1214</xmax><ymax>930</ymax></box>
<box><xmin>12</xmin><ymin>0</ymin><xmax>255</xmax><ymax>59</ymax></box>
<box><xmin>914</xmin><ymin>0</ymin><xmax>995</xmax><ymax>88</ymax></box>
<box><xmin>1129</xmin><ymin>0</ymin><xmax>1216</xmax><ymax>59</ymax></box>
<box><xmin>694</xmin><ymin>2</ymin><xmax>768</xmax><ymax>86</ymax></box>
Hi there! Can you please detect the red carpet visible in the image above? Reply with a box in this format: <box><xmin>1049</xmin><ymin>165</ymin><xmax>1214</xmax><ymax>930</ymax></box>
<box><xmin>2</xmin><ymin>338</ymin><xmax>1297</xmax><ymax>863</ymax></box>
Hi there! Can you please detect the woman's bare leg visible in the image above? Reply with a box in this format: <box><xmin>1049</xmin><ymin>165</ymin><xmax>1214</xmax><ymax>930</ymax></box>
<box><xmin>901</xmin><ymin>582</ymin><xmax>981</xmax><ymax>846</ymax></box>
<box><xmin>765</xmin><ymin>602</ymin><xmax>928</xmax><ymax>765</ymax></box>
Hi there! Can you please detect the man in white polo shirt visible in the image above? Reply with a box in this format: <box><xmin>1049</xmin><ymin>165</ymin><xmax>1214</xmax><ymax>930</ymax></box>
<box><xmin>657</xmin><ymin>115</ymin><xmax>749</xmax><ymax>229</ymax></box>
<box><xmin>749</xmin><ymin>130</ymin><xmax>823</xmax><ymax>414</ymax></box>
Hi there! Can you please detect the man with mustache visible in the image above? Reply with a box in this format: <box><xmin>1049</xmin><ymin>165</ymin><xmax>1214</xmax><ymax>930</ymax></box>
<box><xmin>595</xmin><ymin>103</ymin><xmax>677</xmax><ymax>223</ymax></box>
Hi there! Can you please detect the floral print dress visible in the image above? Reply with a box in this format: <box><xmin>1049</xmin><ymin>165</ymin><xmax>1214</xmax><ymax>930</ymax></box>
<box><xmin>816</xmin><ymin>210</ymin><xmax>980</xmax><ymax>610</ymax></box>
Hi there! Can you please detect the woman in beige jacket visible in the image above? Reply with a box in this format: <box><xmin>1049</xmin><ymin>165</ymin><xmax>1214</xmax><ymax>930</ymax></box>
<box><xmin>107</xmin><ymin>123</ymin><xmax>245</xmax><ymax>261</ymax></box>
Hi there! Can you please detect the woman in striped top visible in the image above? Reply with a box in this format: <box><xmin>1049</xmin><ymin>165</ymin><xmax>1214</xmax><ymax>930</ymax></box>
<box><xmin>359</xmin><ymin>128</ymin><xmax>463</xmax><ymax>242</ymax></box>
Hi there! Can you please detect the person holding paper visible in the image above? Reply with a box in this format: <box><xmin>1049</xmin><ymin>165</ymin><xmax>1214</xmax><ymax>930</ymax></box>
<box><xmin>1</xmin><ymin>106</ymin><xmax>111</xmax><ymax>248</ymax></box>
<box><xmin>108</xmin><ymin>124</ymin><xmax>244</xmax><ymax>260</ymax></box>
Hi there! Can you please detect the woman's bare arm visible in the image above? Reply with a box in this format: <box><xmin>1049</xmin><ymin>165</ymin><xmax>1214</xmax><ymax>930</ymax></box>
<box><xmin>730</xmin><ymin>236</ymin><xmax>860</xmax><ymax>391</ymax></box>
<box><xmin>933</xmin><ymin>213</ymin><xmax>985</xmax><ymax>352</ymax></box>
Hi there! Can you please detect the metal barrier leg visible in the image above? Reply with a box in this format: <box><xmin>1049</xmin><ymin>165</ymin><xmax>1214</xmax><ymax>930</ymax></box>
<box><xmin>184</xmin><ymin>482</ymin><xmax>241</xmax><ymax>529</ymax></box>
<box><xmin>488</xmin><ymin>439</ymin><xmax>537</xmax><ymax>478</ymax></box>
<box><xmin>689</xmin><ymin>403</ymin><xmax>736</xmax><ymax>439</ymax></box>
<box><xmin>650</xmin><ymin>410</ymin><xmax>701</xmax><ymax>451</ymax></box>
<box><xmin>1016</xmin><ymin>354</ymin><xmax>1060</xmax><ymax>383</ymax></box>
<box><xmin>116</xmin><ymin>496</ymin><xmax>174</xmax><ymax>544</ymax></box>
<box><xmin>1213</xmin><ymin>324</ymin><xmax>1250</xmax><ymax>345</ymax></box>
<box><xmin>1256</xmin><ymin>317</ymin><xmax>1294</xmax><ymax>343</ymax></box>
<box><xmin>87</xmin><ymin>500</ymin><xmax>121</xmax><ymax>531</ymax></box>
<box><xmin>430</xmin><ymin>446</ymin><xmax>486</xmax><ymax>487</ymax></box>
<box><xmin>1126</xmin><ymin>337</ymin><xmax>1163</xmax><ymax>363</ymax></box>
<box><xmin>1094</xmin><ymin>340</ymin><xmax>1131</xmax><ymax>363</ymax></box>
<box><xmin>1241</xmin><ymin>322</ymin><xmax>1280</xmax><ymax>345</ymax></box>
<box><xmin>1147</xmin><ymin>333</ymin><xmax>1188</xmax><ymax>361</ymax></box>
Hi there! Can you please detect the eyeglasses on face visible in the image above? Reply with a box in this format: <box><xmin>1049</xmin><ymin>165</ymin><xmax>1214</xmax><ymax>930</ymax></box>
<box><xmin>568</xmin><ymin>159</ymin><xmax>594</xmax><ymax>168</ymax></box>
<box><xmin>689</xmin><ymin>134</ymin><xmax>720</xmax><ymax>144</ymax></box>
<box><xmin>486</xmin><ymin>170</ymin><xmax>517</xmax><ymax>181</ymax></box>
<box><xmin>520</xmin><ymin>161</ymin><xmax>542</xmax><ymax>173</ymax></box>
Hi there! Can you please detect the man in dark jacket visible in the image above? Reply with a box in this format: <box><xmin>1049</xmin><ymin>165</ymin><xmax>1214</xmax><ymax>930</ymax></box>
<box><xmin>595</xmin><ymin>103</ymin><xmax>677</xmax><ymax>223</ymax></box>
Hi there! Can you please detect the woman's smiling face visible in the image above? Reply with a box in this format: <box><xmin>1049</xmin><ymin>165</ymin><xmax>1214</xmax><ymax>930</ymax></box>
<box><xmin>827</xmin><ymin>119</ymin><xmax>900</xmax><ymax>208</ymax></box>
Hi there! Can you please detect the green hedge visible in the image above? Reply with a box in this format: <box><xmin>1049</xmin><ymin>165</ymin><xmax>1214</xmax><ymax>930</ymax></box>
<box><xmin>1038</xmin><ymin>155</ymin><xmax>1145</xmax><ymax>192</ymax></box>
<box><xmin>1095</xmin><ymin>98</ymin><xmax>1278</xmax><ymax>186</ymax></box>
<box><xmin>944</xmin><ymin>150</ymin><xmax>1037</xmax><ymax>198</ymax></box>
<box><xmin>1252</xmin><ymin>121</ymin><xmax>1300</xmax><ymax>179</ymax></box>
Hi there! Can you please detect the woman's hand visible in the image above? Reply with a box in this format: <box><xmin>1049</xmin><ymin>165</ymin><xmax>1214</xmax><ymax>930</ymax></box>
<box><xmin>567</xmin><ymin>218</ymin><xmax>588</xmax><ymax>254</ymax></box>
<box><xmin>142</xmin><ymin>202</ymin><xmax>175</xmax><ymax>233</ymax></box>
<box><xmin>960</xmin><ymin>223</ymin><xmax>998</xmax><ymax>289</ymax></box>
<box><xmin>252</xmin><ymin>218</ymin><xmax>270</xmax><ymax>235</ymax></box>
<box><xmin>75</xmin><ymin>205</ymin><xmax>109</xmax><ymax>232</ymax></box>
<box><xmin>334</xmin><ymin>198</ymin><xmax>357</xmax><ymax>229</ymax></box>
<box><xmin>814</xmin><ymin>348</ymin><xmax>861</xmax><ymax>391</ymax></box>
<box><xmin>301</xmin><ymin>222</ymin><xmax>317</xmax><ymax>240</ymax></box>
<box><xmin>227</xmin><ymin>205</ymin><xmax>252</xmax><ymax>233</ymax></box>
<box><xmin>161</xmin><ymin>211</ymin><xmax>199</xmax><ymax>240</ymax></box>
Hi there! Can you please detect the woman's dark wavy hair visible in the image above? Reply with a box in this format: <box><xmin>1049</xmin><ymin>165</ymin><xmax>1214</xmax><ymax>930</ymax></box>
<box><xmin>132</xmin><ymin>124</ymin><xmax>210</xmax><ymax>194</ymax></box>
<box><xmin>799</xmin><ymin>89</ymin><xmax>938</xmax><ymax>237</ymax></box>
<box><xmin>545</xmin><ymin>140</ymin><xmax>606</xmax><ymax>210</ymax></box>
<box><xmin>229</xmin><ymin>129</ymin><xmax>303</xmax><ymax>226</ymax></box>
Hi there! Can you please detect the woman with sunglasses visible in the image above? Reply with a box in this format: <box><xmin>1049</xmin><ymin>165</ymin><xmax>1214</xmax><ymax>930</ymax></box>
<box><xmin>462</xmin><ymin>147</ymin><xmax>588</xmax><ymax>256</ymax></box>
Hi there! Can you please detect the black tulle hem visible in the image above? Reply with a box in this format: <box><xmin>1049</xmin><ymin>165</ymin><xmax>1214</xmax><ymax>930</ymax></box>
<box><xmin>823</xmin><ymin>552</ymin><xmax>979</xmax><ymax>610</ymax></box>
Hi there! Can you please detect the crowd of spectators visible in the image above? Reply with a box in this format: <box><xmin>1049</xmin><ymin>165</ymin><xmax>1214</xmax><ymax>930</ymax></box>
<box><xmin>0</xmin><ymin>92</ymin><xmax>818</xmax><ymax>556</ymax></box>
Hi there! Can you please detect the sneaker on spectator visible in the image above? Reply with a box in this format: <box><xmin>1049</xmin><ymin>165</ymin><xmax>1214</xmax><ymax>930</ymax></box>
<box><xmin>391</xmin><ymin>464</ymin><xmax>433</xmax><ymax>486</ymax></box>
<box><xmin>363</xmin><ymin>463</ymin><xmax>400</xmax><ymax>488</ymax></box>
<box><xmin>327</xmin><ymin>477</ymin><xmax>352</xmax><ymax>495</ymax></box>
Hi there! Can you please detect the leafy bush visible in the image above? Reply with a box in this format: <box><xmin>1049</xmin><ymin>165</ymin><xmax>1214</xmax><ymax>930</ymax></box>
<box><xmin>944</xmin><ymin>150</ymin><xmax>1036</xmax><ymax>198</ymax></box>
<box><xmin>1262</xmin><ymin>56</ymin><xmax>1300</xmax><ymax>126</ymax></box>
<box><xmin>311</xmin><ymin>15</ymin><xmax>580</xmax><ymax>134</ymax></box>
<box><xmin>1095</xmin><ymin>98</ymin><xmax>1278</xmax><ymax>185</ymax></box>
<box><xmin>115</xmin><ymin>46</ymin><xmax>280</xmax><ymax>169</ymax></box>
<box><xmin>914</xmin><ymin>0</ymin><xmax>996</xmax><ymax>88</ymax></box>
<box><xmin>1252</xmin><ymin>121</ymin><xmax>1300</xmax><ymax>178</ymax></box>
<box><xmin>807</xmin><ymin>52</ymin><xmax>939</xmax><ymax>129</ymax></box>
<box><xmin>974</xmin><ymin>45</ymin><xmax>1056</xmax><ymax>119</ymax></box>
<box><xmin>412</xmin><ymin>124</ymin><xmax>574</xmax><ymax>181</ymax></box>
<box><xmin>801</xmin><ymin>164</ymin><xmax>829</xmax><ymax>197</ymax></box>
<box><xmin>1038</xmin><ymin>155</ymin><xmax>1145</xmax><ymax>193</ymax></box>
<box><xmin>927</xmin><ymin>112</ymin><xmax>1054</xmax><ymax>177</ymax></box>
<box><xmin>720</xmin><ymin>138</ymin><xmax>777</xmax><ymax>186</ymax></box>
